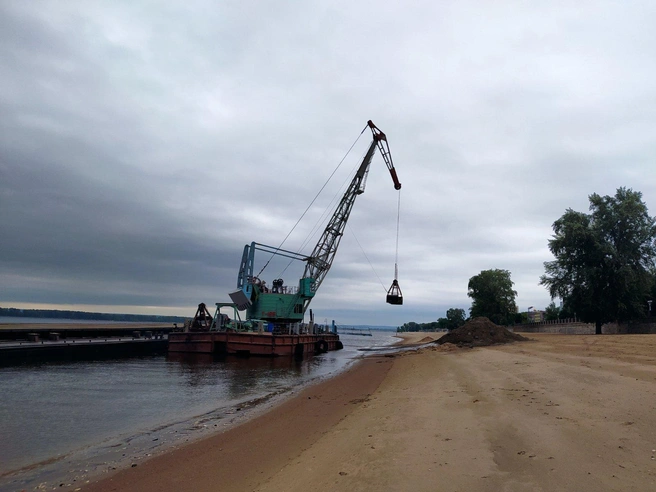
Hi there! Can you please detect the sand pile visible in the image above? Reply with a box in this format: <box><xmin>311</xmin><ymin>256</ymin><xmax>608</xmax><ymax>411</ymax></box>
<box><xmin>435</xmin><ymin>317</ymin><xmax>529</xmax><ymax>347</ymax></box>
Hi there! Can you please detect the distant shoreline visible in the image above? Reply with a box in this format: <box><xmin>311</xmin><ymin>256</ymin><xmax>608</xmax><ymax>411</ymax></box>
<box><xmin>0</xmin><ymin>320</ymin><xmax>175</xmax><ymax>330</ymax></box>
<box><xmin>0</xmin><ymin>308</ymin><xmax>187</xmax><ymax>324</ymax></box>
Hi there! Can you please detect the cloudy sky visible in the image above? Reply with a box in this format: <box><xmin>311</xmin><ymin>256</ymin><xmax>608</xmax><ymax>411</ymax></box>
<box><xmin>1</xmin><ymin>1</ymin><xmax>655</xmax><ymax>326</ymax></box>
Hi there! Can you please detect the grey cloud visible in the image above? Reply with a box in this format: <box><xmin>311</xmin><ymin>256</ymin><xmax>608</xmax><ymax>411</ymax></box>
<box><xmin>2</xmin><ymin>1</ymin><xmax>656</xmax><ymax>325</ymax></box>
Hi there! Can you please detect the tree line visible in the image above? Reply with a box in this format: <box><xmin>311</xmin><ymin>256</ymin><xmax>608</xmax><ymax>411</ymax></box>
<box><xmin>399</xmin><ymin>187</ymin><xmax>656</xmax><ymax>334</ymax></box>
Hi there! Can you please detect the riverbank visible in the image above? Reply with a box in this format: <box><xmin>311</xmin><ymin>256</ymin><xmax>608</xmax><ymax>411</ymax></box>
<box><xmin>82</xmin><ymin>333</ymin><xmax>656</xmax><ymax>491</ymax></box>
<box><xmin>0</xmin><ymin>332</ymin><xmax>397</xmax><ymax>492</ymax></box>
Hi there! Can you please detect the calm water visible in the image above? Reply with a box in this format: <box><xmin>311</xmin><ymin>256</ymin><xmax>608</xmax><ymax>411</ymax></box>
<box><xmin>0</xmin><ymin>330</ymin><xmax>396</xmax><ymax>491</ymax></box>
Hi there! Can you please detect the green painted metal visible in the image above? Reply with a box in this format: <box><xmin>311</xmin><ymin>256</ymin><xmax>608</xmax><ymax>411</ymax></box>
<box><xmin>245</xmin><ymin>280</ymin><xmax>315</xmax><ymax>323</ymax></box>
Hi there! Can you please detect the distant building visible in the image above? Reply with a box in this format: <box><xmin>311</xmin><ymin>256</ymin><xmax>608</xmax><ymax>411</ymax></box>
<box><xmin>528</xmin><ymin>310</ymin><xmax>545</xmax><ymax>323</ymax></box>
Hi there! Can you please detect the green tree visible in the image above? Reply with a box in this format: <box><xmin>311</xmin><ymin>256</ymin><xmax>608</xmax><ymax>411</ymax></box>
<box><xmin>437</xmin><ymin>308</ymin><xmax>466</xmax><ymax>330</ymax></box>
<box><xmin>544</xmin><ymin>302</ymin><xmax>561</xmax><ymax>321</ymax></box>
<box><xmin>467</xmin><ymin>269</ymin><xmax>518</xmax><ymax>325</ymax></box>
<box><xmin>540</xmin><ymin>187</ymin><xmax>656</xmax><ymax>334</ymax></box>
<box><xmin>398</xmin><ymin>321</ymin><xmax>440</xmax><ymax>332</ymax></box>
<box><xmin>398</xmin><ymin>321</ymin><xmax>420</xmax><ymax>332</ymax></box>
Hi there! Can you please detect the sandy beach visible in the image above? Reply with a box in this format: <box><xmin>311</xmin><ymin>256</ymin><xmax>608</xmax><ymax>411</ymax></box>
<box><xmin>81</xmin><ymin>332</ymin><xmax>656</xmax><ymax>492</ymax></box>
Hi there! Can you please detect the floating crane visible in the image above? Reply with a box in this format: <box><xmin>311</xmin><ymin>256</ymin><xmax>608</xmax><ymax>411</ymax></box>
<box><xmin>228</xmin><ymin>120</ymin><xmax>403</xmax><ymax>330</ymax></box>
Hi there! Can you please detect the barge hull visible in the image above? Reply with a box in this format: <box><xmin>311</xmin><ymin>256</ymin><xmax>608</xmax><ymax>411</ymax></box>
<box><xmin>168</xmin><ymin>332</ymin><xmax>341</xmax><ymax>357</ymax></box>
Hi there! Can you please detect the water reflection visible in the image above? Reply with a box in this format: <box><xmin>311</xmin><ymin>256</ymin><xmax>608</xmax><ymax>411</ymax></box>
<box><xmin>165</xmin><ymin>352</ymin><xmax>307</xmax><ymax>396</ymax></box>
<box><xmin>0</xmin><ymin>330</ymin><xmax>397</xmax><ymax>482</ymax></box>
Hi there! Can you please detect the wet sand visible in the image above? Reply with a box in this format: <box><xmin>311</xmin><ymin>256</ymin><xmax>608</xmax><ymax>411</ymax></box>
<box><xmin>82</xmin><ymin>333</ymin><xmax>656</xmax><ymax>491</ymax></box>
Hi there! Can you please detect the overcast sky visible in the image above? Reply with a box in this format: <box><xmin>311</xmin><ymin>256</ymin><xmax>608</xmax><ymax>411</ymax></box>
<box><xmin>1</xmin><ymin>1</ymin><xmax>655</xmax><ymax>326</ymax></box>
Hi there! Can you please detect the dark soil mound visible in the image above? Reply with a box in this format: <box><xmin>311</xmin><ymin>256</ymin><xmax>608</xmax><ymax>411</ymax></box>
<box><xmin>436</xmin><ymin>317</ymin><xmax>529</xmax><ymax>347</ymax></box>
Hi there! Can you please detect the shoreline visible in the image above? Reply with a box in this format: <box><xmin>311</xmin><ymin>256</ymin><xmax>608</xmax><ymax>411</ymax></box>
<box><xmin>80</xmin><ymin>352</ymin><xmax>398</xmax><ymax>492</ymax></box>
<box><xmin>2</xmin><ymin>384</ymin><xmax>297</xmax><ymax>491</ymax></box>
<box><xmin>80</xmin><ymin>332</ymin><xmax>656</xmax><ymax>491</ymax></box>
<box><xmin>2</xmin><ymin>332</ymin><xmax>410</xmax><ymax>491</ymax></box>
<box><xmin>72</xmin><ymin>333</ymin><xmax>430</xmax><ymax>491</ymax></box>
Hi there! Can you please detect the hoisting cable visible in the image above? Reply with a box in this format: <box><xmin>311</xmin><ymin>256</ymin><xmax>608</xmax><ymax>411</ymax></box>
<box><xmin>386</xmin><ymin>188</ymin><xmax>403</xmax><ymax>305</ymax></box>
<box><xmin>347</xmin><ymin>222</ymin><xmax>388</xmax><ymax>292</ymax></box>
<box><xmin>277</xmin><ymin>145</ymin><xmax>369</xmax><ymax>279</ymax></box>
<box><xmin>394</xmin><ymin>189</ymin><xmax>401</xmax><ymax>281</ymax></box>
<box><xmin>296</xmin><ymin>145</ymin><xmax>368</xmax><ymax>255</ymax></box>
<box><xmin>342</xmin><ymin>189</ymin><xmax>402</xmax><ymax>295</ymax></box>
<box><xmin>276</xmin><ymin>128</ymin><xmax>369</xmax><ymax>277</ymax></box>
<box><xmin>256</xmin><ymin>125</ymin><xmax>368</xmax><ymax>278</ymax></box>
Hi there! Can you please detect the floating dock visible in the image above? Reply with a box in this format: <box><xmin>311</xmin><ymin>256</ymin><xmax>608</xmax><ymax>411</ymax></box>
<box><xmin>0</xmin><ymin>337</ymin><xmax>168</xmax><ymax>365</ymax></box>
<box><xmin>0</xmin><ymin>323</ymin><xmax>174</xmax><ymax>365</ymax></box>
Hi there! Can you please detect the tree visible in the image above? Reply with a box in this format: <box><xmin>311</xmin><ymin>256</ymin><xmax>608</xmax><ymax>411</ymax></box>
<box><xmin>437</xmin><ymin>308</ymin><xmax>466</xmax><ymax>330</ymax></box>
<box><xmin>540</xmin><ymin>187</ymin><xmax>656</xmax><ymax>334</ymax></box>
<box><xmin>397</xmin><ymin>321</ymin><xmax>440</xmax><ymax>332</ymax></box>
<box><xmin>398</xmin><ymin>321</ymin><xmax>420</xmax><ymax>332</ymax></box>
<box><xmin>467</xmin><ymin>269</ymin><xmax>518</xmax><ymax>325</ymax></box>
<box><xmin>544</xmin><ymin>302</ymin><xmax>561</xmax><ymax>321</ymax></box>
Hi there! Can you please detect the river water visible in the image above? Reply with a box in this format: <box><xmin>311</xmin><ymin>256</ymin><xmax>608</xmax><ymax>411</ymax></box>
<box><xmin>0</xmin><ymin>329</ymin><xmax>397</xmax><ymax>491</ymax></box>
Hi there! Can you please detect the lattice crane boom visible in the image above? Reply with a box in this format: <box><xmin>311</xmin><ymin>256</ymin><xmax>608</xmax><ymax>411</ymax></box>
<box><xmin>231</xmin><ymin>121</ymin><xmax>402</xmax><ymax>325</ymax></box>
<box><xmin>302</xmin><ymin>121</ymin><xmax>402</xmax><ymax>295</ymax></box>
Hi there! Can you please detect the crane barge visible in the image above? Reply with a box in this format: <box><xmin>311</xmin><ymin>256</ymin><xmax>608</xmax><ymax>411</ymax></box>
<box><xmin>168</xmin><ymin>121</ymin><xmax>402</xmax><ymax>357</ymax></box>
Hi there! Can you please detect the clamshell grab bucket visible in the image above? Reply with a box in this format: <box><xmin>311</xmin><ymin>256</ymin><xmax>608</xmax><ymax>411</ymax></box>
<box><xmin>386</xmin><ymin>279</ymin><xmax>403</xmax><ymax>305</ymax></box>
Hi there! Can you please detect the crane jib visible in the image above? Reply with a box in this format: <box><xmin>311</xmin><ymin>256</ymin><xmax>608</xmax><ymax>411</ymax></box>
<box><xmin>368</xmin><ymin>121</ymin><xmax>401</xmax><ymax>190</ymax></box>
<box><xmin>389</xmin><ymin>167</ymin><xmax>402</xmax><ymax>191</ymax></box>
